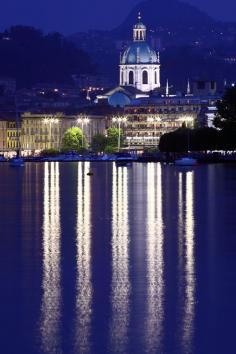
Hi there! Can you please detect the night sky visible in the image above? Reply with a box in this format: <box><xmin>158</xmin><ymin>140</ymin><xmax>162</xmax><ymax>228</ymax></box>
<box><xmin>0</xmin><ymin>0</ymin><xmax>236</xmax><ymax>34</ymax></box>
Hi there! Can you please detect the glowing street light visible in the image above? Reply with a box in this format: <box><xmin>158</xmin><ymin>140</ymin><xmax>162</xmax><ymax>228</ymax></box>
<box><xmin>112</xmin><ymin>115</ymin><xmax>127</xmax><ymax>152</ymax></box>
<box><xmin>77</xmin><ymin>114</ymin><xmax>90</xmax><ymax>148</ymax></box>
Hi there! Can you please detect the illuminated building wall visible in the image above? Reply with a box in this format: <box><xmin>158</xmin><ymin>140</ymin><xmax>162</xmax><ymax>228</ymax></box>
<box><xmin>7</xmin><ymin>121</ymin><xmax>19</xmax><ymax>150</ymax></box>
<box><xmin>124</xmin><ymin>99</ymin><xmax>201</xmax><ymax>147</ymax></box>
<box><xmin>20</xmin><ymin>112</ymin><xmax>107</xmax><ymax>152</ymax></box>
<box><xmin>0</xmin><ymin>119</ymin><xmax>7</xmax><ymax>151</ymax></box>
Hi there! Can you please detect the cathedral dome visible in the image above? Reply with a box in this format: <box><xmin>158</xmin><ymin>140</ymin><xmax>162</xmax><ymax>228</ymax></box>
<box><xmin>121</xmin><ymin>42</ymin><xmax>159</xmax><ymax>65</ymax></box>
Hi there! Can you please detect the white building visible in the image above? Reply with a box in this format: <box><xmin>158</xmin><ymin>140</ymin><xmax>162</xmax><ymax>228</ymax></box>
<box><xmin>119</xmin><ymin>14</ymin><xmax>160</xmax><ymax>92</ymax></box>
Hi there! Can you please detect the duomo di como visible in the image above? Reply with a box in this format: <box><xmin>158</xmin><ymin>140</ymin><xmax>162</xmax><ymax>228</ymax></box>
<box><xmin>1</xmin><ymin>14</ymin><xmax>219</xmax><ymax>154</ymax></box>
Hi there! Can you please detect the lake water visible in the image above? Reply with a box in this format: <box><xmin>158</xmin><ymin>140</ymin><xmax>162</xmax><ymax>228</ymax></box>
<box><xmin>0</xmin><ymin>162</ymin><xmax>236</xmax><ymax>354</ymax></box>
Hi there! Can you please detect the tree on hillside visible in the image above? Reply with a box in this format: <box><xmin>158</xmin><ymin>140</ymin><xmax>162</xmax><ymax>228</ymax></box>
<box><xmin>0</xmin><ymin>26</ymin><xmax>94</xmax><ymax>88</ymax></box>
<box><xmin>214</xmin><ymin>87</ymin><xmax>236</xmax><ymax>131</ymax></box>
<box><xmin>62</xmin><ymin>127</ymin><xmax>86</xmax><ymax>151</ymax></box>
<box><xmin>214</xmin><ymin>87</ymin><xmax>236</xmax><ymax>150</ymax></box>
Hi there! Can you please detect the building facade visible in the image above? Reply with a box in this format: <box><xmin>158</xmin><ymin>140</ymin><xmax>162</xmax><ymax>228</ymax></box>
<box><xmin>0</xmin><ymin>119</ymin><xmax>7</xmax><ymax>151</ymax></box>
<box><xmin>123</xmin><ymin>97</ymin><xmax>202</xmax><ymax>147</ymax></box>
<box><xmin>7</xmin><ymin>121</ymin><xmax>19</xmax><ymax>150</ymax></box>
<box><xmin>20</xmin><ymin>112</ymin><xmax>108</xmax><ymax>153</ymax></box>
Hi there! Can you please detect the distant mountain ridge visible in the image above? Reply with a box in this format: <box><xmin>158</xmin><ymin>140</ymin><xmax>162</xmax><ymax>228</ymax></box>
<box><xmin>113</xmin><ymin>0</ymin><xmax>216</xmax><ymax>36</ymax></box>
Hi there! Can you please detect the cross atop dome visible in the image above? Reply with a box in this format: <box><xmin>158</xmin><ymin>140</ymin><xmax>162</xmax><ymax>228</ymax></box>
<box><xmin>138</xmin><ymin>12</ymin><xmax>142</xmax><ymax>22</ymax></box>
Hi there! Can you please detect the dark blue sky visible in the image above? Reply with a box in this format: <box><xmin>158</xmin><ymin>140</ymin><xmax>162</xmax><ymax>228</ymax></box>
<box><xmin>1</xmin><ymin>0</ymin><xmax>236</xmax><ymax>34</ymax></box>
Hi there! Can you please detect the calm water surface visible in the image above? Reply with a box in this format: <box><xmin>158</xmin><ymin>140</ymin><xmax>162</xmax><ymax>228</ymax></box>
<box><xmin>0</xmin><ymin>162</ymin><xmax>236</xmax><ymax>354</ymax></box>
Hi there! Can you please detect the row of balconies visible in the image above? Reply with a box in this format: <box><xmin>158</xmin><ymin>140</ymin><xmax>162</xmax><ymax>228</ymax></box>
<box><xmin>21</xmin><ymin>129</ymin><xmax>61</xmax><ymax>135</ymax></box>
<box><xmin>126</xmin><ymin>106</ymin><xmax>200</xmax><ymax>114</ymax></box>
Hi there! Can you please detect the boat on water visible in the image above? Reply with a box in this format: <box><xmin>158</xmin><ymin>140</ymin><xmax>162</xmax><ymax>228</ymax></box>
<box><xmin>115</xmin><ymin>152</ymin><xmax>137</xmax><ymax>165</ymax></box>
<box><xmin>175</xmin><ymin>157</ymin><xmax>197</xmax><ymax>166</ymax></box>
<box><xmin>87</xmin><ymin>170</ymin><xmax>93</xmax><ymax>176</ymax></box>
<box><xmin>116</xmin><ymin>160</ymin><xmax>133</xmax><ymax>167</ymax></box>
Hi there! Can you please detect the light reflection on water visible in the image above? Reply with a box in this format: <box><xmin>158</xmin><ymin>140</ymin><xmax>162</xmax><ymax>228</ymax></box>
<box><xmin>110</xmin><ymin>164</ymin><xmax>130</xmax><ymax>353</ymax></box>
<box><xmin>37</xmin><ymin>162</ymin><xmax>197</xmax><ymax>354</ymax></box>
<box><xmin>74</xmin><ymin>161</ymin><xmax>92</xmax><ymax>353</ymax></box>
<box><xmin>145</xmin><ymin>163</ymin><xmax>164</xmax><ymax>353</ymax></box>
<box><xmin>183</xmin><ymin>172</ymin><xmax>195</xmax><ymax>351</ymax></box>
<box><xmin>178</xmin><ymin>171</ymin><xmax>196</xmax><ymax>353</ymax></box>
<box><xmin>40</xmin><ymin>162</ymin><xmax>62</xmax><ymax>354</ymax></box>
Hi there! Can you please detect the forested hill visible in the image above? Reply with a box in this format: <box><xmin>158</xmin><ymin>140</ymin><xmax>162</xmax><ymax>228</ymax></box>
<box><xmin>0</xmin><ymin>26</ymin><xmax>94</xmax><ymax>88</ymax></box>
<box><xmin>113</xmin><ymin>0</ymin><xmax>216</xmax><ymax>37</ymax></box>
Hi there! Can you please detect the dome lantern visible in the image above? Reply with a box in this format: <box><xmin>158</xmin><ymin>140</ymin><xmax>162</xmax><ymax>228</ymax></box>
<box><xmin>133</xmin><ymin>12</ymin><xmax>146</xmax><ymax>42</ymax></box>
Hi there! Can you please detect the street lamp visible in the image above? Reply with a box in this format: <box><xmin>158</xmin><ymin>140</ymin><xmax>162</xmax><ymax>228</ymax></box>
<box><xmin>112</xmin><ymin>115</ymin><xmax>127</xmax><ymax>152</ymax></box>
<box><xmin>147</xmin><ymin>115</ymin><xmax>161</xmax><ymax>148</ymax></box>
<box><xmin>77</xmin><ymin>114</ymin><xmax>90</xmax><ymax>148</ymax></box>
<box><xmin>43</xmin><ymin>115</ymin><xmax>59</xmax><ymax>149</ymax></box>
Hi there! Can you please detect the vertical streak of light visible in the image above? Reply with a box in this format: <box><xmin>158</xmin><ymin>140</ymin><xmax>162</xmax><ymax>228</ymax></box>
<box><xmin>145</xmin><ymin>163</ymin><xmax>164</xmax><ymax>353</ymax></box>
<box><xmin>41</xmin><ymin>162</ymin><xmax>61</xmax><ymax>354</ymax></box>
<box><xmin>75</xmin><ymin>161</ymin><xmax>92</xmax><ymax>354</ymax></box>
<box><xmin>110</xmin><ymin>163</ymin><xmax>130</xmax><ymax>353</ymax></box>
<box><xmin>183</xmin><ymin>171</ymin><xmax>195</xmax><ymax>352</ymax></box>
<box><xmin>178</xmin><ymin>173</ymin><xmax>184</xmax><ymax>280</ymax></box>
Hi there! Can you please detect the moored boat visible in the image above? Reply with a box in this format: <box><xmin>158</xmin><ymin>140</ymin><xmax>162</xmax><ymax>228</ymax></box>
<box><xmin>175</xmin><ymin>157</ymin><xmax>197</xmax><ymax>166</ymax></box>
<box><xmin>9</xmin><ymin>157</ymin><xmax>25</xmax><ymax>167</ymax></box>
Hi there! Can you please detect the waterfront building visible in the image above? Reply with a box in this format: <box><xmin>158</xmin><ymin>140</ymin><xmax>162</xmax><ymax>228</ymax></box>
<box><xmin>20</xmin><ymin>109</ymin><xmax>110</xmax><ymax>153</ymax></box>
<box><xmin>0</xmin><ymin>118</ymin><xmax>7</xmax><ymax>151</ymax></box>
<box><xmin>0</xmin><ymin>112</ymin><xmax>20</xmax><ymax>155</ymax></box>
<box><xmin>7</xmin><ymin>121</ymin><xmax>19</xmax><ymax>150</ymax></box>
<box><xmin>123</xmin><ymin>96</ymin><xmax>201</xmax><ymax>147</ymax></box>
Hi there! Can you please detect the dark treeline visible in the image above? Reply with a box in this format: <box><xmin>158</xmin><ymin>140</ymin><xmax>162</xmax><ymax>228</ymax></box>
<box><xmin>159</xmin><ymin>127</ymin><xmax>236</xmax><ymax>152</ymax></box>
<box><xmin>0</xmin><ymin>26</ymin><xmax>94</xmax><ymax>88</ymax></box>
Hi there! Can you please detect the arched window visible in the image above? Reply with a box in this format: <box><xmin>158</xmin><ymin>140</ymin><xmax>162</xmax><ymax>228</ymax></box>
<box><xmin>129</xmin><ymin>71</ymin><xmax>134</xmax><ymax>85</ymax></box>
<box><xmin>154</xmin><ymin>71</ymin><xmax>158</xmax><ymax>84</ymax></box>
<box><xmin>121</xmin><ymin>71</ymin><xmax>124</xmax><ymax>85</ymax></box>
<box><xmin>142</xmin><ymin>70</ymin><xmax>148</xmax><ymax>85</ymax></box>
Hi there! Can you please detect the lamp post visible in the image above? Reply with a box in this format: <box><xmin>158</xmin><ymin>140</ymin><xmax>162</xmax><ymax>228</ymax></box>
<box><xmin>112</xmin><ymin>115</ymin><xmax>127</xmax><ymax>152</ymax></box>
<box><xmin>43</xmin><ymin>115</ymin><xmax>59</xmax><ymax>149</ymax></box>
<box><xmin>77</xmin><ymin>115</ymin><xmax>90</xmax><ymax>148</ymax></box>
<box><xmin>147</xmin><ymin>115</ymin><xmax>161</xmax><ymax>148</ymax></box>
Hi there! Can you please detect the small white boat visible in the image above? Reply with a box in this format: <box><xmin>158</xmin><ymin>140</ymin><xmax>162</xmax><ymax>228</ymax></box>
<box><xmin>10</xmin><ymin>157</ymin><xmax>25</xmax><ymax>167</ymax></box>
<box><xmin>175</xmin><ymin>157</ymin><xmax>197</xmax><ymax>166</ymax></box>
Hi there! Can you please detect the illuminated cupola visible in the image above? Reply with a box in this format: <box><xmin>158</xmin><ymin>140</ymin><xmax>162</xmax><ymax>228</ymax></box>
<box><xmin>133</xmin><ymin>13</ymin><xmax>147</xmax><ymax>41</ymax></box>
<box><xmin>119</xmin><ymin>13</ymin><xmax>160</xmax><ymax>92</ymax></box>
